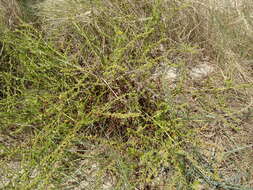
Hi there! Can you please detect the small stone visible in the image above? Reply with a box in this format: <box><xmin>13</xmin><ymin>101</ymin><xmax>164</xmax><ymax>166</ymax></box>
<box><xmin>164</xmin><ymin>67</ymin><xmax>178</xmax><ymax>82</ymax></box>
<box><xmin>190</xmin><ymin>63</ymin><xmax>214</xmax><ymax>79</ymax></box>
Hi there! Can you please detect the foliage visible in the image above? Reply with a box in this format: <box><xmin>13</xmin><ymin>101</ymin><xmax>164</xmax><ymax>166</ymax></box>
<box><xmin>0</xmin><ymin>0</ymin><xmax>252</xmax><ymax>189</ymax></box>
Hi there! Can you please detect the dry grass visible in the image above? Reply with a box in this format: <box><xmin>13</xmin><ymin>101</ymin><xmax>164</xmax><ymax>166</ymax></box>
<box><xmin>0</xmin><ymin>0</ymin><xmax>22</xmax><ymax>28</ymax></box>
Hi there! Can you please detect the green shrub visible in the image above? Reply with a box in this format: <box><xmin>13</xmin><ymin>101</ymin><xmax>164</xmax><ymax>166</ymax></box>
<box><xmin>0</xmin><ymin>0</ymin><xmax>252</xmax><ymax>189</ymax></box>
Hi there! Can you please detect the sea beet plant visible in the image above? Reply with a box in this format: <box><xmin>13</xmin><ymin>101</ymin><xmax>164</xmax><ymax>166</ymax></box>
<box><xmin>0</xmin><ymin>0</ymin><xmax>252</xmax><ymax>189</ymax></box>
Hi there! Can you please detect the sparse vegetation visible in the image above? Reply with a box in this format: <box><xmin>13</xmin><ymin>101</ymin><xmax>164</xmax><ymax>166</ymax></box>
<box><xmin>0</xmin><ymin>0</ymin><xmax>252</xmax><ymax>189</ymax></box>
